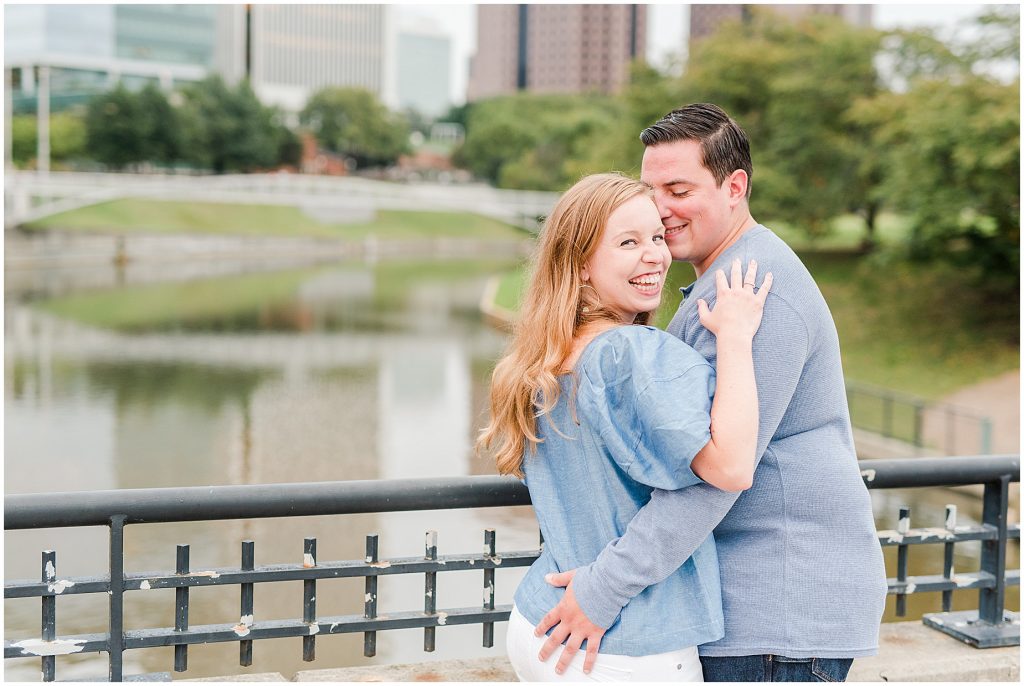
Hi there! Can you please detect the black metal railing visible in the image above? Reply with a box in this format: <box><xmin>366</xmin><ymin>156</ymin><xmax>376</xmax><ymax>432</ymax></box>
<box><xmin>846</xmin><ymin>381</ymin><xmax>994</xmax><ymax>454</ymax></box>
<box><xmin>5</xmin><ymin>455</ymin><xmax>1020</xmax><ymax>681</ymax></box>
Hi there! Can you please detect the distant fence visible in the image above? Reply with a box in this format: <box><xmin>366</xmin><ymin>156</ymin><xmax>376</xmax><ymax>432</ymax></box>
<box><xmin>847</xmin><ymin>381</ymin><xmax>993</xmax><ymax>455</ymax></box>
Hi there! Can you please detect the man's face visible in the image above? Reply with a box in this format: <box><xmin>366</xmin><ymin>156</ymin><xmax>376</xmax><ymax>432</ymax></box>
<box><xmin>640</xmin><ymin>140</ymin><xmax>736</xmax><ymax>273</ymax></box>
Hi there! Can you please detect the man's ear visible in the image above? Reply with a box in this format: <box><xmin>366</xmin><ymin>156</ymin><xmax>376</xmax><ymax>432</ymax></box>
<box><xmin>726</xmin><ymin>169</ymin><xmax>749</xmax><ymax>206</ymax></box>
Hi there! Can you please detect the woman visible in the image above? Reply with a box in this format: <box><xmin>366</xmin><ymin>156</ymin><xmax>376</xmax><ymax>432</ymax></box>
<box><xmin>477</xmin><ymin>173</ymin><xmax>772</xmax><ymax>681</ymax></box>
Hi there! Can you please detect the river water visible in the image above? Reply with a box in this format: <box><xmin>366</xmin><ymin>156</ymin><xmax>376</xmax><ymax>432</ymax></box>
<box><xmin>4</xmin><ymin>255</ymin><xmax>1018</xmax><ymax>681</ymax></box>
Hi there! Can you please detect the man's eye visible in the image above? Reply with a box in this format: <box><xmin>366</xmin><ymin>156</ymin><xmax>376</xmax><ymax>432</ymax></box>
<box><xmin>672</xmin><ymin>191</ymin><xmax>689</xmax><ymax>198</ymax></box>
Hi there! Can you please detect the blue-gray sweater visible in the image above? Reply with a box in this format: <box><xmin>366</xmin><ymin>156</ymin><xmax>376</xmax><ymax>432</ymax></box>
<box><xmin>570</xmin><ymin>225</ymin><xmax>888</xmax><ymax>658</ymax></box>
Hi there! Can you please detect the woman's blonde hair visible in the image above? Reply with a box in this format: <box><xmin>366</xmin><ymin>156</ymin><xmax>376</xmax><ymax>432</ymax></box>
<box><xmin>476</xmin><ymin>173</ymin><xmax>654</xmax><ymax>477</ymax></box>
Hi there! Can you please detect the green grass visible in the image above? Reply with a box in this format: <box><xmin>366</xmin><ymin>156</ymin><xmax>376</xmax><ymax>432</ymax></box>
<box><xmin>493</xmin><ymin>268</ymin><xmax>528</xmax><ymax>312</ymax></box>
<box><xmin>24</xmin><ymin>198</ymin><xmax>529</xmax><ymax>241</ymax></box>
<box><xmin>36</xmin><ymin>258</ymin><xmax>527</xmax><ymax>333</ymax></box>
<box><xmin>493</xmin><ymin>251</ymin><xmax>1018</xmax><ymax>401</ymax></box>
<box><xmin>37</xmin><ymin>267</ymin><xmax>323</xmax><ymax>332</ymax></box>
<box><xmin>766</xmin><ymin>212</ymin><xmax>913</xmax><ymax>251</ymax></box>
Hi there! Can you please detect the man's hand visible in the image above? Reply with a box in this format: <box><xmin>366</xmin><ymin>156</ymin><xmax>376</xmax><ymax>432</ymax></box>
<box><xmin>534</xmin><ymin>569</ymin><xmax>606</xmax><ymax>675</ymax></box>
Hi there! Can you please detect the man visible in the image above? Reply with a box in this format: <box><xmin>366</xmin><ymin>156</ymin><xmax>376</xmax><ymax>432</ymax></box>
<box><xmin>532</xmin><ymin>103</ymin><xmax>888</xmax><ymax>682</ymax></box>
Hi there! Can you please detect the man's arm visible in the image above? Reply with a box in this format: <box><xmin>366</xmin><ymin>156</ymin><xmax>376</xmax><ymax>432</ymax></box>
<box><xmin>536</xmin><ymin>291</ymin><xmax>810</xmax><ymax>672</ymax></box>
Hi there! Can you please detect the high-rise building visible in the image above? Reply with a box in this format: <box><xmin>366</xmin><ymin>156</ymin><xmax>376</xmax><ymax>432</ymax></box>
<box><xmin>689</xmin><ymin>4</ymin><xmax>873</xmax><ymax>42</ymax></box>
<box><xmin>218</xmin><ymin>4</ymin><xmax>393</xmax><ymax>113</ymax></box>
<box><xmin>396</xmin><ymin>29</ymin><xmax>452</xmax><ymax>118</ymax></box>
<box><xmin>4</xmin><ymin>4</ymin><xmax>215</xmax><ymax>113</ymax></box>
<box><xmin>467</xmin><ymin>4</ymin><xmax>647</xmax><ymax>101</ymax></box>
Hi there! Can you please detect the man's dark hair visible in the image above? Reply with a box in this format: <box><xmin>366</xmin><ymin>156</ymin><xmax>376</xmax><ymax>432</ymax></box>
<box><xmin>640</xmin><ymin>103</ymin><xmax>753</xmax><ymax>199</ymax></box>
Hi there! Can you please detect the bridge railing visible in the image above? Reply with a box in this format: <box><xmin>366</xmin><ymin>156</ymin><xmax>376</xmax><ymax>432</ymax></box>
<box><xmin>5</xmin><ymin>455</ymin><xmax>1019</xmax><ymax>681</ymax></box>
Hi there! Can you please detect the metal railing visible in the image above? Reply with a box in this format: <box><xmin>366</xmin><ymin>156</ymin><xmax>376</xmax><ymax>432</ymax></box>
<box><xmin>5</xmin><ymin>455</ymin><xmax>1020</xmax><ymax>681</ymax></box>
<box><xmin>847</xmin><ymin>381</ymin><xmax>994</xmax><ymax>454</ymax></box>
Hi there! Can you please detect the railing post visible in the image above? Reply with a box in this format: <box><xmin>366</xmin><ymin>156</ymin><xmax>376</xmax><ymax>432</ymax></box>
<box><xmin>941</xmin><ymin>506</ymin><xmax>956</xmax><ymax>613</ymax></box>
<box><xmin>483</xmin><ymin>529</ymin><xmax>496</xmax><ymax>648</ymax></box>
<box><xmin>980</xmin><ymin>418</ymin><xmax>993</xmax><ymax>455</ymax></box>
<box><xmin>108</xmin><ymin>515</ymin><xmax>126</xmax><ymax>682</ymax></box>
<box><xmin>303</xmin><ymin>537</ymin><xmax>317</xmax><ymax>662</ymax></box>
<box><xmin>41</xmin><ymin>550</ymin><xmax>56</xmax><ymax>682</ymax></box>
<box><xmin>923</xmin><ymin>475</ymin><xmax>1019</xmax><ymax>647</ymax></box>
<box><xmin>240</xmin><ymin>540</ymin><xmax>255</xmax><ymax>666</ymax></box>
<box><xmin>424</xmin><ymin>531</ymin><xmax>437</xmax><ymax>652</ymax></box>
<box><xmin>364</xmin><ymin>534</ymin><xmax>378</xmax><ymax>657</ymax></box>
<box><xmin>913</xmin><ymin>401</ymin><xmax>925</xmax><ymax>450</ymax></box>
<box><xmin>979</xmin><ymin>476</ymin><xmax>1009</xmax><ymax>624</ymax></box>
<box><xmin>173</xmin><ymin>544</ymin><xmax>190</xmax><ymax>672</ymax></box>
<box><xmin>895</xmin><ymin>507</ymin><xmax>910</xmax><ymax>617</ymax></box>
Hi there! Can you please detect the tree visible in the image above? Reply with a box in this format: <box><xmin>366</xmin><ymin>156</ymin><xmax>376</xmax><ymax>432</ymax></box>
<box><xmin>11</xmin><ymin>111</ymin><xmax>87</xmax><ymax>168</ymax></box>
<box><xmin>300</xmin><ymin>87</ymin><xmax>409</xmax><ymax>168</ymax></box>
<box><xmin>851</xmin><ymin>57</ymin><xmax>1019</xmax><ymax>311</ymax></box>
<box><xmin>453</xmin><ymin>93</ymin><xmax>620</xmax><ymax>191</ymax></box>
<box><xmin>85</xmin><ymin>83</ymin><xmax>149</xmax><ymax>169</ymax></box>
<box><xmin>679</xmin><ymin>10</ymin><xmax>884</xmax><ymax>239</ymax></box>
<box><xmin>179</xmin><ymin>76</ymin><xmax>282</xmax><ymax>173</ymax></box>
<box><xmin>136</xmin><ymin>83</ymin><xmax>182</xmax><ymax>164</ymax></box>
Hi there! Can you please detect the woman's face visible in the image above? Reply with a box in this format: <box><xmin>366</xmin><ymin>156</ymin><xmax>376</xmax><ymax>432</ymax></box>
<box><xmin>582</xmin><ymin>195</ymin><xmax>671</xmax><ymax>324</ymax></box>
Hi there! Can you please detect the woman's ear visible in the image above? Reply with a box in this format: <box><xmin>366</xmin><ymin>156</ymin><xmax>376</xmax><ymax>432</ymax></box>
<box><xmin>581</xmin><ymin>265</ymin><xmax>590</xmax><ymax>283</ymax></box>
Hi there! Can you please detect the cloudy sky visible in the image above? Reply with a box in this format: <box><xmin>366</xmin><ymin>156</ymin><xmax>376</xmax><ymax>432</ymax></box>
<box><xmin>395</xmin><ymin>3</ymin><xmax>1001</xmax><ymax>105</ymax></box>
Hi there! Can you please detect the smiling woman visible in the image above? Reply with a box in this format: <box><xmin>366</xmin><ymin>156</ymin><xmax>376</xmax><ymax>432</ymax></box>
<box><xmin>476</xmin><ymin>172</ymin><xmax>770</xmax><ymax>681</ymax></box>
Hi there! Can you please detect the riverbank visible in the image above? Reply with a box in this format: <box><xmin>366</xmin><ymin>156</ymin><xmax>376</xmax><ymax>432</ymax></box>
<box><xmin>21</xmin><ymin>199</ymin><xmax>532</xmax><ymax>241</ymax></box>
<box><xmin>5</xmin><ymin>229</ymin><xmax>533</xmax><ymax>272</ymax></box>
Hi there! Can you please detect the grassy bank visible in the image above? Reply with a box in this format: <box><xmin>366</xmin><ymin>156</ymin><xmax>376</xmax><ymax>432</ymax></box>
<box><xmin>490</xmin><ymin>252</ymin><xmax>1018</xmax><ymax>401</ymax></box>
<box><xmin>24</xmin><ymin>198</ymin><xmax>529</xmax><ymax>241</ymax></box>
<box><xmin>36</xmin><ymin>258</ymin><xmax>525</xmax><ymax>333</ymax></box>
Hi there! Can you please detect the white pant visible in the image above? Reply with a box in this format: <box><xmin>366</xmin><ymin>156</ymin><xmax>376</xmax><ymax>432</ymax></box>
<box><xmin>506</xmin><ymin>605</ymin><xmax>705</xmax><ymax>682</ymax></box>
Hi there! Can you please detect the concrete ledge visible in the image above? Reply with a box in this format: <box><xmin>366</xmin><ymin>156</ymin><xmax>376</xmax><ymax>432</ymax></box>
<box><xmin>848</xmin><ymin>621</ymin><xmax>1019</xmax><ymax>682</ymax></box>
<box><xmin>294</xmin><ymin>656</ymin><xmax>515</xmax><ymax>682</ymax></box>
<box><xmin>180</xmin><ymin>673</ymin><xmax>288</xmax><ymax>682</ymax></box>
<box><xmin>288</xmin><ymin>622</ymin><xmax>1019</xmax><ymax>682</ymax></box>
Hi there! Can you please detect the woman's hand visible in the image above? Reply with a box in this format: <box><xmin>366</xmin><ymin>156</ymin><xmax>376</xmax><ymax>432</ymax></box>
<box><xmin>697</xmin><ymin>259</ymin><xmax>772</xmax><ymax>341</ymax></box>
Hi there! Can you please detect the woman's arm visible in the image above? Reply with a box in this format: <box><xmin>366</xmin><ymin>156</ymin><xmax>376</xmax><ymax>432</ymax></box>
<box><xmin>690</xmin><ymin>258</ymin><xmax>772</xmax><ymax>491</ymax></box>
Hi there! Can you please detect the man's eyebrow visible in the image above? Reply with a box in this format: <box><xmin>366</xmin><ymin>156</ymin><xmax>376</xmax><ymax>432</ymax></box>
<box><xmin>662</xmin><ymin>178</ymin><xmax>694</xmax><ymax>187</ymax></box>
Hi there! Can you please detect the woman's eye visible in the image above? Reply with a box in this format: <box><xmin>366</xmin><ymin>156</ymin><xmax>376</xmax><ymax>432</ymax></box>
<box><xmin>620</xmin><ymin>238</ymin><xmax>638</xmax><ymax>247</ymax></box>
<box><xmin>653</xmin><ymin>234</ymin><xmax>665</xmax><ymax>242</ymax></box>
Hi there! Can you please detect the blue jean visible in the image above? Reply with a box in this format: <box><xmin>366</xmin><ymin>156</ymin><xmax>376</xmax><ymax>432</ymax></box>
<box><xmin>700</xmin><ymin>655</ymin><xmax>854</xmax><ymax>682</ymax></box>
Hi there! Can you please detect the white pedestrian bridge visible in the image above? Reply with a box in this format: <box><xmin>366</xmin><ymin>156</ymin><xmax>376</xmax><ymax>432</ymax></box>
<box><xmin>4</xmin><ymin>170</ymin><xmax>559</xmax><ymax>231</ymax></box>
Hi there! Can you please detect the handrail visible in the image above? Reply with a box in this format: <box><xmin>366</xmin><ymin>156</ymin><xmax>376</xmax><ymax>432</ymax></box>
<box><xmin>4</xmin><ymin>476</ymin><xmax>529</xmax><ymax>530</ymax></box>
<box><xmin>4</xmin><ymin>454</ymin><xmax>1020</xmax><ymax>681</ymax></box>
<box><xmin>5</xmin><ymin>455</ymin><xmax>1017</xmax><ymax>530</ymax></box>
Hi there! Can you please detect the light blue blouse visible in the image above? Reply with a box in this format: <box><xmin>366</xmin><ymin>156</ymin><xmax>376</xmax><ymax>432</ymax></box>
<box><xmin>513</xmin><ymin>324</ymin><xmax>725</xmax><ymax>656</ymax></box>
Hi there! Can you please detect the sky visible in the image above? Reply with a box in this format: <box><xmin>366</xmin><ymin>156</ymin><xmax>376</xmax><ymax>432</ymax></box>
<box><xmin>394</xmin><ymin>3</ymin><xmax>1005</xmax><ymax>106</ymax></box>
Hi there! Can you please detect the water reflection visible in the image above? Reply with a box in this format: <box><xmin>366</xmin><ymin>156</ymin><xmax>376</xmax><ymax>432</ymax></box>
<box><xmin>4</xmin><ymin>257</ymin><xmax>530</xmax><ymax>680</ymax></box>
<box><xmin>4</xmin><ymin>256</ymin><xmax>1018</xmax><ymax>681</ymax></box>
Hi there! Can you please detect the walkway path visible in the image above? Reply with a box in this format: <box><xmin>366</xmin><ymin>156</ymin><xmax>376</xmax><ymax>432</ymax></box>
<box><xmin>928</xmin><ymin>369</ymin><xmax>1019</xmax><ymax>455</ymax></box>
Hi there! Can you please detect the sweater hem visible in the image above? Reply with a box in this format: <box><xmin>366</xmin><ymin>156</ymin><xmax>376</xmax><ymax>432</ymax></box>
<box><xmin>698</xmin><ymin>645</ymin><xmax>879</xmax><ymax>659</ymax></box>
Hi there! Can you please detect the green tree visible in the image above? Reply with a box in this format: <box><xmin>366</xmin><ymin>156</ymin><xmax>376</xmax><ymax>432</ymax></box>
<box><xmin>136</xmin><ymin>83</ymin><xmax>182</xmax><ymax>164</ymax></box>
<box><xmin>11</xmin><ymin>112</ymin><xmax>87</xmax><ymax>167</ymax></box>
<box><xmin>300</xmin><ymin>87</ymin><xmax>409</xmax><ymax>168</ymax></box>
<box><xmin>179</xmin><ymin>76</ymin><xmax>281</xmax><ymax>173</ymax></box>
<box><xmin>85</xmin><ymin>83</ymin><xmax>149</xmax><ymax>169</ymax></box>
<box><xmin>680</xmin><ymin>10</ymin><xmax>883</xmax><ymax>239</ymax></box>
<box><xmin>851</xmin><ymin>41</ymin><xmax>1019</xmax><ymax>310</ymax></box>
<box><xmin>453</xmin><ymin>93</ymin><xmax>620</xmax><ymax>191</ymax></box>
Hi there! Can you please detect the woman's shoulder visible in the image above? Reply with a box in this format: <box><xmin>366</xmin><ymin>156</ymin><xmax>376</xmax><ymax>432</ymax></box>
<box><xmin>581</xmin><ymin>325</ymin><xmax>711</xmax><ymax>385</ymax></box>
